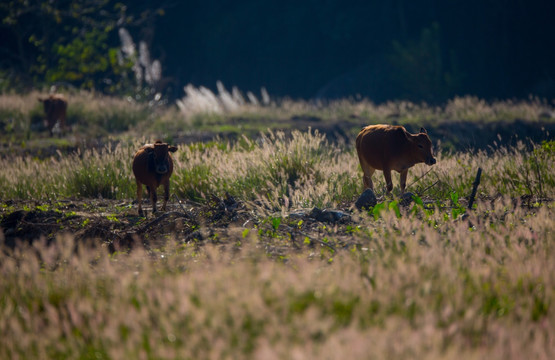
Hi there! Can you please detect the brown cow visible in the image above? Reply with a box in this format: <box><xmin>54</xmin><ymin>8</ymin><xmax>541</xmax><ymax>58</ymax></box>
<box><xmin>38</xmin><ymin>94</ymin><xmax>67</xmax><ymax>136</ymax></box>
<box><xmin>132</xmin><ymin>140</ymin><xmax>178</xmax><ymax>216</ymax></box>
<box><xmin>356</xmin><ymin>124</ymin><xmax>436</xmax><ymax>194</ymax></box>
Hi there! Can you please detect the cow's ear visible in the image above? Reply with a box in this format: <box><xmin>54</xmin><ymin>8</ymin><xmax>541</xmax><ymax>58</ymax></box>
<box><xmin>168</xmin><ymin>146</ymin><xmax>178</xmax><ymax>153</ymax></box>
<box><xmin>420</xmin><ymin>127</ymin><xmax>427</xmax><ymax>134</ymax></box>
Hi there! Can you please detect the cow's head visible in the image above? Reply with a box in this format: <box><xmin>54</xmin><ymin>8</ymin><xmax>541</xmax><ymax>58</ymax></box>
<box><xmin>145</xmin><ymin>141</ymin><xmax>178</xmax><ymax>174</ymax></box>
<box><xmin>414</xmin><ymin>127</ymin><xmax>436</xmax><ymax>166</ymax></box>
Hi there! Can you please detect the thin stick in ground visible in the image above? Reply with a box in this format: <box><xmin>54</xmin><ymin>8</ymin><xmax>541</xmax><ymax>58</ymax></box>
<box><xmin>468</xmin><ymin>167</ymin><xmax>482</xmax><ymax>210</ymax></box>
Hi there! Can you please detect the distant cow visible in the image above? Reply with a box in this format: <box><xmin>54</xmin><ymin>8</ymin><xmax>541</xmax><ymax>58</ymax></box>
<box><xmin>38</xmin><ymin>94</ymin><xmax>67</xmax><ymax>136</ymax></box>
<box><xmin>356</xmin><ymin>124</ymin><xmax>436</xmax><ymax>194</ymax></box>
<box><xmin>132</xmin><ymin>141</ymin><xmax>178</xmax><ymax>216</ymax></box>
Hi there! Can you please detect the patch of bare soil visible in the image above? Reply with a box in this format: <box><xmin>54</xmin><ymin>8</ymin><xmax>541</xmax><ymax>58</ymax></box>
<box><xmin>0</xmin><ymin>195</ymin><xmax>357</xmax><ymax>255</ymax></box>
<box><xmin>1</xmin><ymin>193</ymin><xmax>552</xmax><ymax>257</ymax></box>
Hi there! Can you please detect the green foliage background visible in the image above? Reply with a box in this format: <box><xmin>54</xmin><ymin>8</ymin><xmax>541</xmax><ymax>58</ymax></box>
<box><xmin>1</xmin><ymin>0</ymin><xmax>554</xmax><ymax>102</ymax></box>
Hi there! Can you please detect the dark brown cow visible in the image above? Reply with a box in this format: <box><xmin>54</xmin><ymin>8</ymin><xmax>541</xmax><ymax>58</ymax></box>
<box><xmin>356</xmin><ymin>124</ymin><xmax>436</xmax><ymax>194</ymax></box>
<box><xmin>132</xmin><ymin>141</ymin><xmax>178</xmax><ymax>216</ymax></box>
<box><xmin>38</xmin><ymin>94</ymin><xmax>67</xmax><ymax>135</ymax></box>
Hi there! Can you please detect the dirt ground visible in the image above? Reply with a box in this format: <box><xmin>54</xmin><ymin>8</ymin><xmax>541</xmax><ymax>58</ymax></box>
<box><xmin>0</xmin><ymin>194</ymin><xmax>358</xmax><ymax>255</ymax></box>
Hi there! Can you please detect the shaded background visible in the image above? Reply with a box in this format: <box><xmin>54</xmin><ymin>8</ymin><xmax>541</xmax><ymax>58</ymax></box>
<box><xmin>1</xmin><ymin>0</ymin><xmax>554</xmax><ymax>103</ymax></box>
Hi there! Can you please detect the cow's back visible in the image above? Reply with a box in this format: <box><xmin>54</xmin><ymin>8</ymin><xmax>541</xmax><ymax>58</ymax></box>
<box><xmin>132</xmin><ymin>148</ymin><xmax>152</xmax><ymax>184</ymax></box>
<box><xmin>43</xmin><ymin>95</ymin><xmax>67</xmax><ymax>114</ymax></box>
<box><xmin>356</xmin><ymin>125</ymin><xmax>407</xmax><ymax>170</ymax></box>
<box><xmin>41</xmin><ymin>94</ymin><xmax>67</xmax><ymax>133</ymax></box>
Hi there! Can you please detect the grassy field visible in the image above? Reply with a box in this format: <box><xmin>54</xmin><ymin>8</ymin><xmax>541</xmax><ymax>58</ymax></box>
<box><xmin>1</xmin><ymin>89</ymin><xmax>554</xmax><ymax>152</ymax></box>
<box><xmin>0</xmin><ymin>91</ymin><xmax>554</xmax><ymax>359</ymax></box>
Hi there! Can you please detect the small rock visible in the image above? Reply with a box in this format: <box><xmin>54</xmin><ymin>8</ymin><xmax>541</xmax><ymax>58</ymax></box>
<box><xmin>309</xmin><ymin>207</ymin><xmax>350</xmax><ymax>223</ymax></box>
<box><xmin>288</xmin><ymin>211</ymin><xmax>307</xmax><ymax>219</ymax></box>
<box><xmin>355</xmin><ymin>189</ymin><xmax>377</xmax><ymax>210</ymax></box>
<box><xmin>328</xmin><ymin>210</ymin><xmax>351</xmax><ymax>223</ymax></box>
<box><xmin>400</xmin><ymin>192</ymin><xmax>415</xmax><ymax>206</ymax></box>
<box><xmin>309</xmin><ymin>207</ymin><xmax>323</xmax><ymax>217</ymax></box>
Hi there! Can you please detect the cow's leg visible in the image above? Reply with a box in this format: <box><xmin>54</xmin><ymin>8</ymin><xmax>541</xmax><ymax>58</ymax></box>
<box><xmin>136</xmin><ymin>180</ymin><xmax>144</xmax><ymax>216</ymax></box>
<box><xmin>47</xmin><ymin>117</ymin><xmax>54</xmax><ymax>137</ymax></box>
<box><xmin>161</xmin><ymin>179</ymin><xmax>170</xmax><ymax>211</ymax></box>
<box><xmin>383</xmin><ymin>168</ymin><xmax>393</xmax><ymax>193</ymax></box>
<box><xmin>60</xmin><ymin>112</ymin><xmax>67</xmax><ymax>134</ymax></box>
<box><xmin>150</xmin><ymin>186</ymin><xmax>158</xmax><ymax>214</ymax></box>
<box><xmin>400</xmin><ymin>169</ymin><xmax>408</xmax><ymax>194</ymax></box>
<box><xmin>359</xmin><ymin>157</ymin><xmax>375</xmax><ymax>190</ymax></box>
<box><xmin>365</xmin><ymin>169</ymin><xmax>376</xmax><ymax>190</ymax></box>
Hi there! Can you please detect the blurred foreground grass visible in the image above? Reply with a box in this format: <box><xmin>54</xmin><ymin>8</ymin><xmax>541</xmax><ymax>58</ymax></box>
<box><xmin>0</xmin><ymin>196</ymin><xmax>553</xmax><ymax>359</ymax></box>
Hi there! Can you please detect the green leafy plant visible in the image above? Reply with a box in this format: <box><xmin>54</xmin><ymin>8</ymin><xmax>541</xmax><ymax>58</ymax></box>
<box><xmin>450</xmin><ymin>191</ymin><xmax>466</xmax><ymax>219</ymax></box>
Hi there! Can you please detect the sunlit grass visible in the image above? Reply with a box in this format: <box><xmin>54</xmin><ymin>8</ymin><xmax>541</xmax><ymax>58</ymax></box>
<box><xmin>0</xmin><ymin>143</ymin><xmax>136</xmax><ymax>200</ymax></box>
<box><xmin>1</xmin><ymin>90</ymin><xmax>553</xmax><ymax>145</ymax></box>
<box><xmin>0</xmin><ymin>130</ymin><xmax>553</xmax><ymax>212</ymax></box>
<box><xmin>175</xmin><ymin>84</ymin><xmax>554</xmax><ymax>125</ymax></box>
<box><xmin>0</xmin><ymin>90</ymin><xmax>150</xmax><ymax>141</ymax></box>
<box><xmin>66</xmin><ymin>91</ymin><xmax>150</xmax><ymax>134</ymax></box>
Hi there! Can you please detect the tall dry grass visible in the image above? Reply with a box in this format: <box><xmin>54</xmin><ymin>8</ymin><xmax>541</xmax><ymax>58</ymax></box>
<box><xmin>0</xmin><ymin>130</ymin><xmax>553</xmax><ymax>208</ymax></box>
<box><xmin>0</xmin><ymin>143</ymin><xmax>136</xmax><ymax>200</ymax></box>
<box><xmin>175</xmin><ymin>86</ymin><xmax>554</xmax><ymax>125</ymax></box>
<box><xmin>1</xmin><ymin>90</ymin><xmax>553</xmax><ymax>146</ymax></box>
<box><xmin>176</xmin><ymin>81</ymin><xmax>271</xmax><ymax>119</ymax></box>
<box><xmin>0</xmin><ymin>196</ymin><xmax>553</xmax><ymax>359</ymax></box>
<box><xmin>0</xmin><ymin>90</ymin><xmax>150</xmax><ymax>140</ymax></box>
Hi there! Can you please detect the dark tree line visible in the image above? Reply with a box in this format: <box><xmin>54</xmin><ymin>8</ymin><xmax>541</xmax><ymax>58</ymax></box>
<box><xmin>1</xmin><ymin>0</ymin><xmax>554</xmax><ymax>103</ymax></box>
